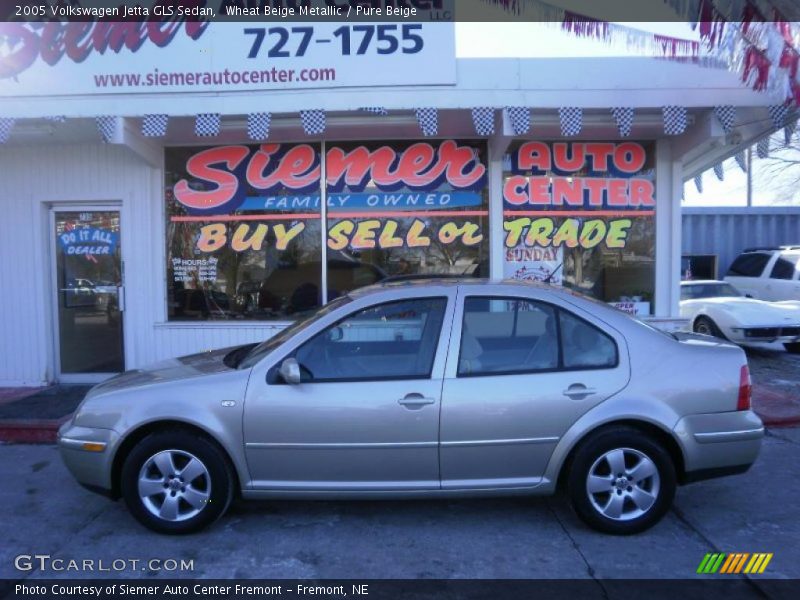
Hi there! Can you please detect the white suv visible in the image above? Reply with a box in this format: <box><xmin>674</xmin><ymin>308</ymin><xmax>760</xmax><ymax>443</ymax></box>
<box><xmin>725</xmin><ymin>246</ymin><xmax>800</xmax><ymax>301</ymax></box>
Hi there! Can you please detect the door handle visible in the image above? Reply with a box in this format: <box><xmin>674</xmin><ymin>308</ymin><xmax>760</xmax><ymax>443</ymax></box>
<box><xmin>562</xmin><ymin>384</ymin><xmax>597</xmax><ymax>399</ymax></box>
<box><xmin>398</xmin><ymin>393</ymin><xmax>436</xmax><ymax>409</ymax></box>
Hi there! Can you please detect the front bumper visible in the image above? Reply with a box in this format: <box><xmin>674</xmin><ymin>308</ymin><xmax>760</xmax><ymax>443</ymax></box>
<box><xmin>673</xmin><ymin>410</ymin><xmax>763</xmax><ymax>481</ymax></box>
<box><xmin>726</xmin><ymin>326</ymin><xmax>800</xmax><ymax>344</ymax></box>
<box><xmin>57</xmin><ymin>421</ymin><xmax>119</xmax><ymax>494</ymax></box>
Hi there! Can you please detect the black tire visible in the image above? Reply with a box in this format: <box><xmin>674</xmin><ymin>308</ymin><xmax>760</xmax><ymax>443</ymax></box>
<box><xmin>567</xmin><ymin>427</ymin><xmax>676</xmax><ymax>535</ymax></box>
<box><xmin>120</xmin><ymin>430</ymin><xmax>234</xmax><ymax>534</ymax></box>
<box><xmin>784</xmin><ymin>342</ymin><xmax>800</xmax><ymax>354</ymax></box>
<box><xmin>693</xmin><ymin>316</ymin><xmax>725</xmax><ymax>339</ymax></box>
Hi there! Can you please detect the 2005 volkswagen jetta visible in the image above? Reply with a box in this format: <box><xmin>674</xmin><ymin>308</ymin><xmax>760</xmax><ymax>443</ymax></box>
<box><xmin>58</xmin><ymin>280</ymin><xmax>763</xmax><ymax>535</ymax></box>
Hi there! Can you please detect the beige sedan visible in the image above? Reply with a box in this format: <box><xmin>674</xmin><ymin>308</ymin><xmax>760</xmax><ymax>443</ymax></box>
<box><xmin>59</xmin><ymin>280</ymin><xmax>763</xmax><ymax>535</ymax></box>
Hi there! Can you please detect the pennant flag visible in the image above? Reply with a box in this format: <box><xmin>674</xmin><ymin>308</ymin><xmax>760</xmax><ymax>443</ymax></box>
<box><xmin>300</xmin><ymin>109</ymin><xmax>326</xmax><ymax>135</ymax></box>
<box><xmin>559</xmin><ymin>107</ymin><xmax>583</xmax><ymax>136</ymax></box>
<box><xmin>95</xmin><ymin>116</ymin><xmax>116</xmax><ymax>143</ymax></box>
<box><xmin>506</xmin><ymin>107</ymin><xmax>530</xmax><ymax>135</ymax></box>
<box><xmin>784</xmin><ymin>118</ymin><xmax>797</xmax><ymax>146</ymax></box>
<box><xmin>471</xmin><ymin>107</ymin><xmax>495</xmax><ymax>136</ymax></box>
<box><xmin>359</xmin><ymin>107</ymin><xmax>388</xmax><ymax>115</ymax></box>
<box><xmin>142</xmin><ymin>114</ymin><xmax>168</xmax><ymax>137</ymax></box>
<box><xmin>247</xmin><ymin>112</ymin><xmax>271</xmax><ymax>140</ymax></box>
<box><xmin>663</xmin><ymin>106</ymin><xmax>688</xmax><ymax>135</ymax></box>
<box><xmin>768</xmin><ymin>104</ymin><xmax>790</xmax><ymax>128</ymax></box>
<box><xmin>713</xmin><ymin>162</ymin><xmax>725</xmax><ymax>181</ymax></box>
<box><xmin>734</xmin><ymin>151</ymin><xmax>747</xmax><ymax>172</ymax></box>
<box><xmin>43</xmin><ymin>116</ymin><xmax>66</xmax><ymax>123</ymax></box>
<box><xmin>611</xmin><ymin>107</ymin><xmax>634</xmax><ymax>137</ymax></box>
<box><xmin>415</xmin><ymin>108</ymin><xmax>438</xmax><ymax>137</ymax></box>
<box><xmin>195</xmin><ymin>113</ymin><xmax>221</xmax><ymax>137</ymax></box>
<box><xmin>694</xmin><ymin>173</ymin><xmax>703</xmax><ymax>193</ymax></box>
<box><xmin>756</xmin><ymin>137</ymin><xmax>770</xmax><ymax>158</ymax></box>
<box><xmin>713</xmin><ymin>105</ymin><xmax>736</xmax><ymax>133</ymax></box>
<box><xmin>0</xmin><ymin>117</ymin><xmax>14</xmax><ymax>143</ymax></box>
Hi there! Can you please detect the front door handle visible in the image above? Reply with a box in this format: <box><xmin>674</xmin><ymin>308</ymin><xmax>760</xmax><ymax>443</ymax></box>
<box><xmin>398</xmin><ymin>393</ymin><xmax>436</xmax><ymax>409</ymax></box>
<box><xmin>562</xmin><ymin>384</ymin><xmax>597</xmax><ymax>400</ymax></box>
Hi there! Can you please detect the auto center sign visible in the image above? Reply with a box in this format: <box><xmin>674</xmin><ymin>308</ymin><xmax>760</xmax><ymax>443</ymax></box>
<box><xmin>0</xmin><ymin>19</ymin><xmax>455</xmax><ymax>97</ymax></box>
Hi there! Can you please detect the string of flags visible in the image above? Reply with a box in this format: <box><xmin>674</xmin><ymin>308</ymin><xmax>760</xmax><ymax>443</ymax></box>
<box><xmin>195</xmin><ymin>113</ymin><xmax>220</xmax><ymax>137</ymax></box>
<box><xmin>95</xmin><ymin>116</ymin><xmax>116</xmax><ymax>143</ymax></box>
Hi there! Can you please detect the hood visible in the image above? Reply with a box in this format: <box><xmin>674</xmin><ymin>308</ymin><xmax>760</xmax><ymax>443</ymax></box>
<box><xmin>86</xmin><ymin>346</ymin><xmax>242</xmax><ymax>398</ymax></box>
<box><xmin>700</xmin><ymin>297</ymin><xmax>800</xmax><ymax>325</ymax></box>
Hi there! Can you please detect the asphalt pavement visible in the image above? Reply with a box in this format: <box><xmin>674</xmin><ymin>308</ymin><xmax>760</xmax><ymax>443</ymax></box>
<box><xmin>1</xmin><ymin>427</ymin><xmax>799</xmax><ymax>587</ymax></box>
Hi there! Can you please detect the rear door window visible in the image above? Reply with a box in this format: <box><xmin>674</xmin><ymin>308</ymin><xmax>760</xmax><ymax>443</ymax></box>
<box><xmin>770</xmin><ymin>253</ymin><xmax>800</xmax><ymax>280</ymax></box>
<box><xmin>727</xmin><ymin>253</ymin><xmax>771</xmax><ymax>277</ymax></box>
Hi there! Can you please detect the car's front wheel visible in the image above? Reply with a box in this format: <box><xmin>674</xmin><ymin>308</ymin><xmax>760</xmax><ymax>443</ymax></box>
<box><xmin>567</xmin><ymin>427</ymin><xmax>676</xmax><ymax>535</ymax></box>
<box><xmin>693</xmin><ymin>316</ymin><xmax>725</xmax><ymax>339</ymax></box>
<box><xmin>784</xmin><ymin>342</ymin><xmax>800</xmax><ymax>354</ymax></box>
<box><xmin>120</xmin><ymin>430</ymin><xmax>234</xmax><ymax>534</ymax></box>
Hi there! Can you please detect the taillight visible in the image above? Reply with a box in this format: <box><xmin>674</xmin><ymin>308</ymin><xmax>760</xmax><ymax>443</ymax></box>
<box><xmin>737</xmin><ymin>365</ymin><xmax>752</xmax><ymax>411</ymax></box>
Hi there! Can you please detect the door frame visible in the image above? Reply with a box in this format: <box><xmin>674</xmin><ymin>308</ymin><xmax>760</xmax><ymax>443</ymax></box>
<box><xmin>48</xmin><ymin>203</ymin><xmax>125</xmax><ymax>384</ymax></box>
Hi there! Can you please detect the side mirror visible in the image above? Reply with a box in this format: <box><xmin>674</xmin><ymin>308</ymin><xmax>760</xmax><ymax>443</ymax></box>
<box><xmin>279</xmin><ymin>357</ymin><xmax>302</xmax><ymax>384</ymax></box>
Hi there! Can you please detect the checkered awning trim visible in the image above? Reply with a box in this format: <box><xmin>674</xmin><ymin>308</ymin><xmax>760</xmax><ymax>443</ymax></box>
<box><xmin>756</xmin><ymin>137</ymin><xmax>770</xmax><ymax>158</ymax></box>
<box><xmin>662</xmin><ymin>106</ymin><xmax>688</xmax><ymax>136</ymax></box>
<box><xmin>713</xmin><ymin>106</ymin><xmax>736</xmax><ymax>134</ymax></box>
<box><xmin>359</xmin><ymin>107</ymin><xmax>389</xmax><ymax>116</ymax></box>
<box><xmin>248</xmin><ymin>112</ymin><xmax>271</xmax><ymax>140</ymax></box>
<box><xmin>0</xmin><ymin>117</ymin><xmax>14</xmax><ymax>143</ymax></box>
<box><xmin>300</xmin><ymin>110</ymin><xmax>326</xmax><ymax>135</ymax></box>
<box><xmin>611</xmin><ymin>107</ymin><xmax>634</xmax><ymax>137</ymax></box>
<box><xmin>471</xmin><ymin>107</ymin><xmax>495</xmax><ymax>136</ymax></box>
<box><xmin>415</xmin><ymin>108</ymin><xmax>438</xmax><ymax>137</ymax></box>
<box><xmin>142</xmin><ymin>114</ymin><xmax>168</xmax><ymax>137</ymax></box>
<box><xmin>95</xmin><ymin>116</ymin><xmax>116</xmax><ymax>143</ymax></box>
<box><xmin>713</xmin><ymin>162</ymin><xmax>725</xmax><ymax>181</ymax></box>
<box><xmin>195</xmin><ymin>113</ymin><xmax>221</xmax><ymax>137</ymax></box>
<box><xmin>505</xmin><ymin>107</ymin><xmax>530</xmax><ymax>135</ymax></box>
<box><xmin>768</xmin><ymin>104</ymin><xmax>790</xmax><ymax>128</ymax></box>
<box><xmin>734</xmin><ymin>151</ymin><xmax>747</xmax><ymax>173</ymax></box>
<box><xmin>694</xmin><ymin>173</ymin><xmax>703</xmax><ymax>193</ymax></box>
<box><xmin>559</xmin><ymin>107</ymin><xmax>582</xmax><ymax>137</ymax></box>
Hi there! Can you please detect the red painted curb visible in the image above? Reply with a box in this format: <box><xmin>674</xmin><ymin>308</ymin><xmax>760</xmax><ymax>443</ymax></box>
<box><xmin>0</xmin><ymin>416</ymin><xmax>70</xmax><ymax>444</ymax></box>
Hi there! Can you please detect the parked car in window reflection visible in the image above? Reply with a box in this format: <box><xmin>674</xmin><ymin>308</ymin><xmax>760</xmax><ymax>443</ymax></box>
<box><xmin>59</xmin><ymin>279</ymin><xmax>763</xmax><ymax>536</ymax></box>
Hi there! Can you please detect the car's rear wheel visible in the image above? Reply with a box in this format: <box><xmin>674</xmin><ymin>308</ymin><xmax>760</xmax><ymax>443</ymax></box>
<box><xmin>694</xmin><ymin>316</ymin><xmax>725</xmax><ymax>339</ymax></box>
<box><xmin>784</xmin><ymin>342</ymin><xmax>800</xmax><ymax>354</ymax></box>
<box><xmin>567</xmin><ymin>427</ymin><xmax>676</xmax><ymax>535</ymax></box>
<box><xmin>121</xmin><ymin>430</ymin><xmax>234</xmax><ymax>534</ymax></box>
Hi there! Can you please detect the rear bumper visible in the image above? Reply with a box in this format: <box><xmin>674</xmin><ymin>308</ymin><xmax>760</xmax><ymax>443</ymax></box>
<box><xmin>673</xmin><ymin>410</ymin><xmax>763</xmax><ymax>481</ymax></box>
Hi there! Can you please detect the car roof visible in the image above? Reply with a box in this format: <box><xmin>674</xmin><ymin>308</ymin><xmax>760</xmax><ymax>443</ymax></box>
<box><xmin>348</xmin><ymin>277</ymin><xmax>580</xmax><ymax>300</ymax></box>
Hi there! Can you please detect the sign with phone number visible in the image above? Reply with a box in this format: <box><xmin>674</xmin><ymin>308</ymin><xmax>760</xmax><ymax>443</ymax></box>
<box><xmin>0</xmin><ymin>21</ymin><xmax>456</xmax><ymax>97</ymax></box>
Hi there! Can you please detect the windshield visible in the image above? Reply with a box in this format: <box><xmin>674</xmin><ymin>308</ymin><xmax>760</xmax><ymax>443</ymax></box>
<box><xmin>237</xmin><ymin>295</ymin><xmax>353</xmax><ymax>369</ymax></box>
<box><xmin>681</xmin><ymin>283</ymin><xmax>743</xmax><ymax>300</ymax></box>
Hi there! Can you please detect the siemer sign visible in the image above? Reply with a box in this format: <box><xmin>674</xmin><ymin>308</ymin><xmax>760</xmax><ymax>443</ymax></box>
<box><xmin>0</xmin><ymin>19</ymin><xmax>456</xmax><ymax>96</ymax></box>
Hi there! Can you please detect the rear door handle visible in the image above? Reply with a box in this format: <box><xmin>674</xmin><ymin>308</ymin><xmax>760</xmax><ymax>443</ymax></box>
<box><xmin>562</xmin><ymin>384</ymin><xmax>597</xmax><ymax>400</ymax></box>
<box><xmin>398</xmin><ymin>393</ymin><xmax>436</xmax><ymax>409</ymax></box>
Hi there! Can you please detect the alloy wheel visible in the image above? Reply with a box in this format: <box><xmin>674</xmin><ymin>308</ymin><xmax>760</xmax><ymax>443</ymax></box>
<box><xmin>137</xmin><ymin>449</ymin><xmax>211</xmax><ymax>522</ymax></box>
<box><xmin>586</xmin><ymin>447</ymin><xmax>660</xmax><ymax>521</ymax></box>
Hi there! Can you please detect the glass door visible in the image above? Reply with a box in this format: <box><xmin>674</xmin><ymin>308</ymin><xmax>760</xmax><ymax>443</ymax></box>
<box><xmin>52</xmin><ymin>209</ymin><xmax>124</xmax><ymax>380</ymax></box>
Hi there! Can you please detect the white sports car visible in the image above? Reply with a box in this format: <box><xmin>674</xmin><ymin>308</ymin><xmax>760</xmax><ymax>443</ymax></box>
<box><xmin>680</xmin><ymin>280</ymin><xmax>800</xmax><ymax>353</ymax></box>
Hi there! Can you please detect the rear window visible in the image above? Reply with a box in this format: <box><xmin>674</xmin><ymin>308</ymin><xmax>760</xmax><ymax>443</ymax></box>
<box><xmin>681</xmin><ymin>283</ymin><xmax>742</xmax><ymax>300</ymax></box>
<box><xmin>727</xmin><ymin>253</ymin><xmax>770</xmax><ymax>277</ymax></box>
<box><xmin>770</xmin><ymin>253</ymin><xmax>800</xmax><ymax>280</ymax></box>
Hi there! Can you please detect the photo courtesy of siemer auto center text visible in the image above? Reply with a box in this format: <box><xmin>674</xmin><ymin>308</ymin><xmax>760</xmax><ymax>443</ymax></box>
<box><xmin>1</xmin><ymin>1</ymin><xmax>800</xmax><ymax>599</ymax></box>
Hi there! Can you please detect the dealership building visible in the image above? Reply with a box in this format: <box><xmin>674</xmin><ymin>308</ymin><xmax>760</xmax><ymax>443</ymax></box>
<box><xmin>0</xmin><ymin>18</ymin><xmax>788</xmax><ymax>385</ymax></box>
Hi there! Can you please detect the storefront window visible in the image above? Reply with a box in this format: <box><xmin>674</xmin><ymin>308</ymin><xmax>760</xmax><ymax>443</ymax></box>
<box><xmin>166</xmin><ymin>144</ymin><xmax>323</xmax><ymax>320</ymax></box>
<box><xmin>325</xmin><ymin>140</ymin><xmax>489</xmax><ymax>295</ymax></box>
<box><xmin>502</xmin><ymin>141</ymin><xmax>656</xmax><ymax>316</ymax></box>
<box><xmin>165</xmin><ymin>140</ymin><xmax>489</xmax><ymax>321</ymax></box>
